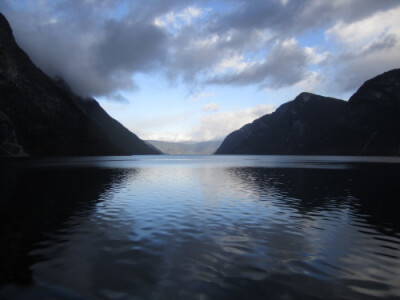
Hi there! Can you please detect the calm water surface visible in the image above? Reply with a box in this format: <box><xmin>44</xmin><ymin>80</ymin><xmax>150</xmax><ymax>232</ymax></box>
<box><xmin>0</xmin><ymin>155</ymin><xmax>400</xmax><ymax>299</ymax></box>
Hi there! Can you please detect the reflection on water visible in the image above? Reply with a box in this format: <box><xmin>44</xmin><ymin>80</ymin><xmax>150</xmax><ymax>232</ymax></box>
<box><xmin>0</xmin><ymin>155</ymin><xmax>400</xmax><ymax>299</ymax></box>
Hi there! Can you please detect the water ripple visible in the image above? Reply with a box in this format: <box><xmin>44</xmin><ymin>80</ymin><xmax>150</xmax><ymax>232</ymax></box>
<box><xmin>1</xmin><ymin>156</ymin><xmax>400</xmax><ymax>299</ymax></box>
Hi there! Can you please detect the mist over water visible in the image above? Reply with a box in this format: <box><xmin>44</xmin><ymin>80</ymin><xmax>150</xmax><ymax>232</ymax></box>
<box><xmin>1</xmin><ymin>156</ymin><xmax>400</xmax><ymax>299</ymax></box>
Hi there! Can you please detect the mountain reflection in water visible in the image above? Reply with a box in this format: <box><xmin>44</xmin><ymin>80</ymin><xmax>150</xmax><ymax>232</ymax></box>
<box><xmin>0</xmin><ymin>155</ymin><xmax>399</xmax><ymax>300</ymax></box>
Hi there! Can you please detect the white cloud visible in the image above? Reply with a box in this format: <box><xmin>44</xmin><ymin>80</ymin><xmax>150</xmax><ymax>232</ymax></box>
<box><xmin>192</xmin><ymin>34</ymin><xmax>220</xmax><ymax>48</ymax></box>
<box><xmin>188</xmin><ymin>92</ymin><xmax>216</xmax><ymax>102</ymax></box>
<box><xmin>202</xmin><ymin>103</ymin><xmax>220</xmax><ymax>112</ymax></box>
<box><xmin>208</xmin><ymin>38</ymin><xmax>311</xmax><ymax>88</ymax></box>
<box><xmin>293</xmin><ymin>71</ymin><xmax>326</xmax><ymax>94</ymax></box>
<box><xmin>324</xmin><ymin>6</ymin><xmax>400</xmax><ymax>92</ymax></box>
<box><xmin>128</xmin><ymin>113</ymin><xmax>190</xmax><ymax>131</ymax></box>
<box><xmin>326</xmin><ymin>6</ymin><xmax>400</xmax><ymax>50</ymax></box>
<box><xmin>215</xmin><ymin>54</ymin><xmax>251</xmax><ymax>73</ymax></box>
<box><xmin>304</xmin><ymin>47</ymin><xmax>330</xmax><ymax>65</ymax></box>
<box><xmin>133</xmin><ymin>104</ymin><xmax>275</xmax><ymax>142</ymax></box>
<box><xmin>186</xmin><ymin>104</ymin><xmax>275</xmax><ymax>141</ymax></box>
<box><xmin>154</xmin><ymin>6</ymin><xmax>206</xmax><ymax>30</ymax></box>
<box><xmin>280</xmin><ymin>37</ymin><xmax>297</xmax><ymax>48</ymax></box>
<box><xmin>181</xmin><ymin>6</ymin><xmax>203</xmax><ymax>23</ymax></box>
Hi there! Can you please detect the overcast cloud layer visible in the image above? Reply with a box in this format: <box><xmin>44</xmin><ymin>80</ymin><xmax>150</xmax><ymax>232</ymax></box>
<box><xmin>2</xmin><ymin>0</ymin><xmax>400</xmax><ymax>98</ymax></box>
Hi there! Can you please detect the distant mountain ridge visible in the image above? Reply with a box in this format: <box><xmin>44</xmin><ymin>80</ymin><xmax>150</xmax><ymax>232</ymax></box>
<box><xmin>216</xmin><ymin>69</ymin><xmax>400</xmax><ymax>156</ymax></box>
<box><xmin>147</xmin><ymin>140</ymin><xmax>222</xmax><ymax>155</ymax></box>
<box><xmin>0</xmin><ymin>13</ymin><xmax>160</xmax><ymax>156</ymax></box>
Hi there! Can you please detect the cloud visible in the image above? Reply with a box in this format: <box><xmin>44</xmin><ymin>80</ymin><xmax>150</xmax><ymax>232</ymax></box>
<box><xmin>129</xmin><ymin>113</ymin><xmax>190</xmax><ymax>132</ymax></box>
<box><xmin>154</xmin><ymin>6</ymin><xmax>206</xmax><ymax>30</ymax></box>
<box><xmin>166</xmin><ymin>31</ymin><xmax>227</xmax><ymax>83</ymax></box>
<box><xmin>304</xmin><ymin>47</ymin><xmax>330</xmax><ymax>65</ymax></box>
<box><xmin>202</xmin><ymin>103</ymin><xmax>220</xmax><ymax>112</ymax></box>
<box><xmin>207</xmin><ymin>38</ymin><xmax>311</xmax><ymax>88</ymax></box>
<box><xmin>186</xmin><ymin>104</ymin><xmax>275</xmax><ymax>141</ymax></box>
<box><xmin>107</xmin><ymin>93</ymin><xmax>130</xmax><ymax>103</ymax></box>
<box><xmin>2</xmin><ymin>0</ymin><xmax>400</xmax><ymax>100</ymax></box>
<box><xmin>94</xmin><ymin>19</ymin><xmax>167</xmax><ymax>76</ymax></box>
<box><xmin>188</xmin><ymin>92</ymin><xmax>215</xmax><ymax>102</ymax></box>
<box><xmin>215</xmin><ymin>54</ymin><xmax>251</xmax><ymax>73</ymax></box>
<box><xmin>324</xmin><ymin>6</ymin><xmax>400</xmax><ymax>92</ymax></box>
<box><xmin>132</xmin><ymin>104</ymin><xmax>275</xmax><ymax>142</ymax></box>
<box><xmin>165</xmin><ymin>24</ymin><xmax>274</xmax><ymax>85</ymax></box>
<box><xmin>212</xmin><ymin>0</ymin><xmax>400</xmax><ymax>36</ymax></box>
<box><xmin>189</xmin><ymin>92</ymin><xmax>215</xmax><ymax>102</ymax></box>
<box><xmin>326</xmin><ymin>7</ymin><xmax>400</xmax><ymax>51</ymax></box>
<box><xmin>1</xmin><ymin>0</ymin><xmax>172</xmax><ymax>97</ymax></box>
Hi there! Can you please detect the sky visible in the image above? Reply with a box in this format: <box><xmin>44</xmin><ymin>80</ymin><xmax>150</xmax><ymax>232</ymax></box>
<box><xmin>1</xmin><ymin>0</ymin><xmax>400</xmax><ymax>142</ymax></box>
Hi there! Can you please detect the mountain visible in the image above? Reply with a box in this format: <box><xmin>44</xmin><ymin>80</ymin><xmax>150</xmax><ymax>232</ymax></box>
<box><xmin>313</xmin><ymin>69</ymin><xmax>400</xmax><ymax>155</ymax></box>
<box><xmin>146</xmin><ymin>140</ymin><xmax>222</xmax><ymax>155</ymax></box>
<box><xmin>0</xmin><ymin>13</ymin><xmax>160</xmax><ymax>156</ymax></box>
<box><xmin>216</xmin><ymin>69</ymin><xmax>400</xmax><ymax>156</ymax></box>
<box><xmin>216</xmin><ymin>93</ymin><xmax>346</xmax><ymax>154</ymax></box>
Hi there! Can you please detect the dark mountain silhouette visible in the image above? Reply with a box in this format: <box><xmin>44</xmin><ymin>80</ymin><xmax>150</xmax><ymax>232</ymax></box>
<box><xmin>216</xmin><ymin>69</ymin><xmax>400</xmax><ymax>156</ymax></box>
<box><xmin>0</xmin><ymin>13</ymin><xmax>160</xmax><ymax>156</ymax></box>
<box><xmin>313</xmin><ymin>69</ymin><xmax>400</xmax><ymax>155</ymax></box>
<box><xmin>216</xmin><ymin>93</ymin><xmax>346</xmax><ymax>154</ymax></box>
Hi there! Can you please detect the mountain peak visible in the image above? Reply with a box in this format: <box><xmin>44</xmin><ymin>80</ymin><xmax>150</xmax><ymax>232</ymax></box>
<box><xmin>216</xmin><ymin>69</ymin><xmax>400</xmax><ymax>156</ymax></box>
<box><xmin>348</xmin><ymin>68</ymin><xmax>400</xmax><ymax>108</ymax></box>
<box><xmin>295</xmin><ymin>92</ymin><xmax>315</xmax><ymax>102</ymax></box>
<box><xmin>216</xmin><ymin>92</ymin><xmax>346</xmax><ymax>155</ymax></box>
<box><xmin>0</xmin><ymin>13</ymin><xmax>14</xmax><ymax>43</ymax></box>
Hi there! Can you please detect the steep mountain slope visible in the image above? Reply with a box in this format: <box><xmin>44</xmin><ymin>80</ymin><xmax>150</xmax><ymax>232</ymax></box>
<box><xmin>313</xmin><ymin>69</ymin><xmax>400</xmax><ymax>155</ymax></box>
<box><xmin>216</xmin><ymin>93</ymin><xmax>346</xmax><ymax>154</ymax></box>
<box><xmin>0</xmin><ymin>13</ymin><xmax>160</xmax><ymax>156</ymax></box>
<box><xmin>216</xmin><ymin>69</ymin><xmax>400</xmax><ymax>156</ymax></box>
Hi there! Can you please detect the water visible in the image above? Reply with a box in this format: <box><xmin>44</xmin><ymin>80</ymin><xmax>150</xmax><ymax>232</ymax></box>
<box><xmin>0</xmin><ymin>155</ymin><xmax>400</xmax><ymax>299</ymax></box>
